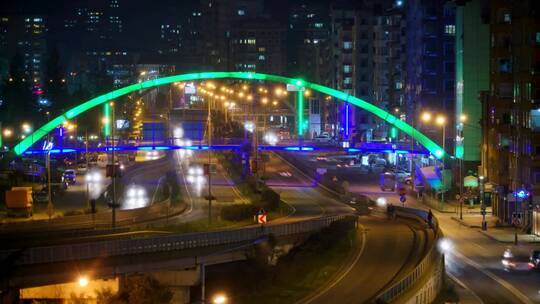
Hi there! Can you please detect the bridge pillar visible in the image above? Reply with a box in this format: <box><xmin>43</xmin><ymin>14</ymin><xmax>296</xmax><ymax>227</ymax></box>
<box><xmin>296</xmin><ymin>90</ymin><xmax>304</xmax><ymax>146</ymax></box>
<box><xmin>150</xmin><ymin>268</ymin><xmax>200</xmax><ymax>304</ymax></box>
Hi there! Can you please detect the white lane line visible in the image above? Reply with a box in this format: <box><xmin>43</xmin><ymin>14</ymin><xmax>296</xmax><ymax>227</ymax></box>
<box><xmin>175</xmin><ymin>153</ymin><xmax>194</xmax><ymax>215</ymax></box>
<box><xmin>446</xmin><ymin>272</ymin><xmax>484</xmax><ymax>304</ymax></box>
<box><xmin>302</xmin><ymin>222</ymin><xmax>367</xmax><ymax>304</ymax></box>
<box><xmin>150</xmin><ymin>176</ymin><xmax>164</xmax><ymax>205</ymax></box>
<box><xmin>450</xmin><ymin>250</ymin><xmax>534</xmax><ymax>304</ymax></box>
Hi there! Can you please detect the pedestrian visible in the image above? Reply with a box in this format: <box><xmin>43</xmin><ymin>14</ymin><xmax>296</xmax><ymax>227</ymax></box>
<box><xmin>427</xmin><ymin>209</ymin><xmax>433</xmax><ymax>228</ymax></box>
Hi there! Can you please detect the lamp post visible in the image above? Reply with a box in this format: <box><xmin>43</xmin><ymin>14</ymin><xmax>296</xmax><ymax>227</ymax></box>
<box><xmin>421</xmin><ymin>112</ymin><xmax>447</xmax><ymax>206</ymax></box>
<box><xmin>479</xmin><ymin>175</ymin><xmax>487</xmax><ymax>230</ymax></box>
<box><xmin>458</xmin><ymin>114</ymin><xmax>467</xmax><ymax>220</ymax></box>
<box><xmin>435</xmin><ymin>115</ymin><xmax>447</xmax><ymax>204</ymax></box>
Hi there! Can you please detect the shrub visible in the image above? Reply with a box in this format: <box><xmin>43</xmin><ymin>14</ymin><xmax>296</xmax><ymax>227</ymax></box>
<box><xmin>221</xmin><ymin>204</ymin><xmax>255</xmax><ymax>221</ymax></box>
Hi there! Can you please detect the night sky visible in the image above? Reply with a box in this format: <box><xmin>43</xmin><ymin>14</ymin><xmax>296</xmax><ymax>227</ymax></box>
<box><xmin>0</xmin><ymin>0</ymin><xmax>335</xmax><ymax>52</ymax></box>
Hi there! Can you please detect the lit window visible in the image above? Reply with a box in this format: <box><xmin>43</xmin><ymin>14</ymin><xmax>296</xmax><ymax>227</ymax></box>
<box><xmin>343</xmin><ymin>65</ymin><xmax>351</xmax><ymax>73</ymax></box>
<box><xmin>343</xmin><ymin>41</ymin><xmax>352</xmax><ymax>49</ymax></box>
<box><xmin>307</xmin><ymin>14</ymin><xmax>315</xmax><ymax>18</ymax></box>
<box><xmin>536</xmin><ymin>32</ymin><xmax>540</xmax><ymax>44</ymax></box>
<box><xmin>314</xmin><ymin>23</ymin><xmax>323</xmax><ymax>28</ymax></box>
<box><xmin>258</xmin><ymin>55</ymin><xmax>265</xmax><ymax>60</ymax></box>
<box><xmin>444</xmin><ymin>25</ymin><xmax>455</xmax><ymax>35</ymax></box>
<box><xmin>238</xmin><ymin>9</ymin><xmax>245</xmax><ymax>16</ymax></box>
<box><xmin>344</xmin><ymin>77</ymin><xmax>352</xmax><ymax>84</ymax></box>
<box><xmin>504</xmin><ymin>13</ymin><xmax>511</xmax><ymax>23</ymax></box>
<box><xmin>395</xmin><ymin>81</ymin><xmax>402</xmax><ymax>89</ymax></box>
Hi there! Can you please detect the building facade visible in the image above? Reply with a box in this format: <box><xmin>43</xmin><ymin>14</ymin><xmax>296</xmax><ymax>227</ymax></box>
<box><xmin>483</xmin><ymin>0</ymin><xmax>540</xmax><ymax>225</ymax></box>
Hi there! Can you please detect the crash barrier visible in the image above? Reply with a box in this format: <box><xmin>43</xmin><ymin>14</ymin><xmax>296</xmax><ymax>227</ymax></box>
<box><xmin>375</xmin><ymin>206</ymin><xmax>444</xmax><ymax>303</ymax></box>
<box><xmin>0</xmin><ymin>215</ymin><xmax>355</xmax><ymax>266</ymax></box>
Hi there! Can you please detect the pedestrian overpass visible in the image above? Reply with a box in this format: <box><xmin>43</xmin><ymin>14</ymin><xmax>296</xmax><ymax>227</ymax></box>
<box><xmin>13</xmin><ymin>72</ymin><xmax>448</xmax><ymax>159</ymax></box>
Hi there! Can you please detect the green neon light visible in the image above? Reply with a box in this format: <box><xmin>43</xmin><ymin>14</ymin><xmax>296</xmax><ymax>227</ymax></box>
<box><xmin>103</xmin><ymin>103</ymin><xmax>111</xmax><ymax>137</ymax></box>
<box><xmin>390</xmin><ymin>127</ymin><xmax>397</xmax><ymax>139</ymax></box>
<box><xmin>297</xmin><ymin>90</ymin><xmax>304</xmax><ymax>136</ymax></box>
<box><xmin>13</xmin><ymin>72</ymin><xmax>447</xmax><ymax>159</ymax></box>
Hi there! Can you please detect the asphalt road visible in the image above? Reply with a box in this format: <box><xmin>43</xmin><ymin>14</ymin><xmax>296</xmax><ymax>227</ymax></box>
<box><xmin>294</xmin><ymin>151</ymin><xmax>540</xmax><ymax>304</ymax></box>
<box><xmin>303</xmin><ymin>217</ymin><xmax>430</xmax><ymax>304</ymax></box>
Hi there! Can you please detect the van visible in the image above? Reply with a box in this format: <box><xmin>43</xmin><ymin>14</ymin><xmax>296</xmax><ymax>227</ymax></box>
<box><xmin>380</xmin><ymin>172</ymin><xmax>396</xmax><ymax>191</ymax></box>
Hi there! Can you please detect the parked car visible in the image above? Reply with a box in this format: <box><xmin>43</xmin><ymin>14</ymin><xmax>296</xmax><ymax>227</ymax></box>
<box><xmin>314</xmin><ymin>134</ymin><xmax>332</xmax><ymax>144</ymax></box>
<box><xmin>63</xmin><ymin>169</ymin><xmax>77</xmax><ymax>184</ymax></box>
<box><xmin>380</xmin><ymin>172</ymin><xmax>396</xmax><ymax>191</ymax></box>
<box><xmin>77</xmin><ymin>163</ymin><xmax>88</xmax><ymax>173</ymax></box>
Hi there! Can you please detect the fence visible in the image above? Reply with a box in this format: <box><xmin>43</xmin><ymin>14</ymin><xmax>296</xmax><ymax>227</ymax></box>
<box><xmin>1</xmin><ymin>214</ymin><xmax>354</xmax><ymax>266</ymax></box>
<box><xmin>374</xmin><ymin>207</ymin><xmax>443</xmax><ymax>303</ymax></box>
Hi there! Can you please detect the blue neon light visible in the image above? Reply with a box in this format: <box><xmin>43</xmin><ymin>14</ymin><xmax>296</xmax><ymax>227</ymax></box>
<box><xmin>513</xmin><ymin>190</ymin><xmax>530</xmax><ymax>199</ymax></box>
<box><xmin>22</xmin><ymin>144</ymin><xmax>430</xmax><ymax>155</ymax></box>
<box><xmin>345</xmin><ymin>103</ymin><xmax>350</xmax><ymax>137</ymax></box>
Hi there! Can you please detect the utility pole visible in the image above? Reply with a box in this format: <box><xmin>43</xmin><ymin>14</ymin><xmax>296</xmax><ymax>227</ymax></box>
<box><xmin>46</xmin><ymin>112</ymin><xmax>53</xmax><ymax>220</ymax></box>
<box><xmin>207</xmin><ymin>96</ymin><xmax>213</xmax><ymax>225</ymax></box>
<box><xmin>85</xmin><ymin>129</ymin><xmax>89</xmax><ymax>210</ymax></box>
<box><xmin>111</xmin><ymin>102</ymin><xmax>117</xmax><ymax>228</ymax></box>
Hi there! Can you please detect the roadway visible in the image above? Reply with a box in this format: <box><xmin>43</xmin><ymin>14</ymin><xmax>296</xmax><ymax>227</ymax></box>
<box><xmin>290</xmin><ymin>151</ymin><xmax>540</xmax><ymax>304</ymax></box>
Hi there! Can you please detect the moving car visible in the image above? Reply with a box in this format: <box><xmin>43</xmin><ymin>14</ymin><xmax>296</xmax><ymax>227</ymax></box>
<box><xmin>529</xmin><ymin>250</ymin><xmax>540</xmax><ymax>270</ymax></box>
<box><xmin>63</xmin><ymin>169</ymin><xmax>77</xmax><ymax>184</ymax></box>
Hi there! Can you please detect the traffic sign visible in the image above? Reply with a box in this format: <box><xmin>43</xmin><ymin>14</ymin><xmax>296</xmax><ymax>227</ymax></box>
<box><xmin>257</xmin><ymin>209</ymin><xmax>268</xmax><ymax>224</ymax></box>
<box><xmin>400</xmin><ymin>195</ymin><xmax>406</xmax><ymax>203</ymax></box>
<box><xmin>398</xmin><ymin>187</ymin><xmax>406</xmax><ymax>196</ymax></box>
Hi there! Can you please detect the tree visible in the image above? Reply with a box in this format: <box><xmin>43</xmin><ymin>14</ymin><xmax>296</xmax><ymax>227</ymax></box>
<box><xmin>95</xmin><ymin>275</ymin><xmax>173</xmax><ymax>304</ymax></box>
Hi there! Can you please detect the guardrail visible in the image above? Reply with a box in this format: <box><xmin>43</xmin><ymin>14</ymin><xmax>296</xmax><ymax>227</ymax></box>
<box><xmin>1</xmin><ymin>214</ymin><xmax>354</xmax><ymax>266</ymax></box>
<box><xmin>374</xmin><ymin>206</ymin><xmax>443</xmax><ymax>303</ymax></box>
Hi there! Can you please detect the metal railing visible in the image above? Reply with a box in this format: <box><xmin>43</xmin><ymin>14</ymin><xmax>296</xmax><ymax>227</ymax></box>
<box><xmin>374</xmin><ymin>207</ymin><xmax>443</xmax><ymax>303</ymax></box>
<box><xmin>2</xmin><ymin>215</ymin><xmax>353</xmax><ymax>266</ymax></box>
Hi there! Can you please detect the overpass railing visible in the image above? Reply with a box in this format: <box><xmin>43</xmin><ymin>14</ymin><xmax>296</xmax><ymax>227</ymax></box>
<box><xmin>374</xmin><ymin>206</ymin><xmax>444</xmax><ymax>303</ymax></box>
<box><xmin>2</xmin><ymin>215</ymin><xmax>354</xmax><ymax>266</ymax></box>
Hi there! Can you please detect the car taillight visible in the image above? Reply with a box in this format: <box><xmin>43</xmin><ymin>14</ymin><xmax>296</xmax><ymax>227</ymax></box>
<box><xmin>528</xmin><ymin>262</ymin><xmax>535</xmax><ymax>268</ymax></box>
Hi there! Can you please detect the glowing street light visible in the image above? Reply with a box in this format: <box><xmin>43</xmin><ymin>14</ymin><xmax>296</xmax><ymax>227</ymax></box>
<box><xmin>2</xmin><ymin>128</ymin><xmax>13</xmax><ymax>138</ymax></box>
<box><xmin>212</xmin><ymin>294</ymin><xmax>227</xmax><ymax>304</ymax></box>
<box><xmin>435</xmin><ymin>115</ymin><xmax>446</xmax><ymax>126</ymax></box>
<box><xmin>78</xmin><ymin>276</ymin><xmax>89</xmax><ymax>287</ymax></box>
<box><xmin>376</xmin><ymin>197</ymin><xmax>387</xmax><ymax>207</ymax></box>
<box><xmin>421</xmin><ymin>112</ymin><xmax>432</xmax><ymax>123</ymax></box>
<box><xmin>459</xmin><ymin>114</ymin><xmax>467</xmax><ymax>123</ymax></box>
<box><xmin>21</xmin><ymin>123</ymin><xmax>32</xmax><ymax>134</ymax></box>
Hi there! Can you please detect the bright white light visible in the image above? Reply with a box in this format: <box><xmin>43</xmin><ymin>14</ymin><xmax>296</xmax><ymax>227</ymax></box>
<box><xmin>123</xmin><ymin>185</ymin><xmax>148</xmax><ymax>209</ymax></box>
<box><xmin>173</xmin><ymin>127</ymin><xmax>184</xmax><ymax>139</ymax></box>
<box><xmin>244</xmin><ymin>121</ymin><xmax>255</xmax><ymax>133</ymax></box>
<box><xmin>188</xmin><ymin>168</ymin><xmax>195</xmax><ymax>175</ymax></box>
<box><xmin>263</xmin><ymin>132</ymin><xmax>278</xmax><ymax>146</ymax></box>
<box><xmin>376</xmin><ymin>197</ymin><xmax>387</xmax><ymax>207</ymax></box>
<box><xmin>196</xmin><ymin>167</ymin><xmax>204</xmax><ymax>175</ymax></box>
<box><xmin>438</xmin><ymin>238</ymin><xmax>453</xmax><ymax>253</ymax></box>
<box><xmin>213</xmin><ymin>294</ymin><xmax>227</xmax><ymax>304</ymax></box>
<box><xmin>78</xmin><ymin>277</ymin><xmax>89</xmax><ymax>287</ymax></box>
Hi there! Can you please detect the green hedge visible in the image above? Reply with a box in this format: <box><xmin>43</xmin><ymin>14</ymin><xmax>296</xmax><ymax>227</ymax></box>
<box><xmin>221</xmin><ymin>204</ymin><xmax>256</xmax><ymax>221</ymax></box>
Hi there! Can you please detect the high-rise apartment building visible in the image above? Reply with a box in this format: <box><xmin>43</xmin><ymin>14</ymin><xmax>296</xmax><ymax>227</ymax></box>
<box><xmin>482</xmin><ymin>0</ymin><xmax>540</xmax><ymax>225</ymax></box>
<box><xmin>405</xmin><ymin>0</ymin><xmax>455</xmax><ymax>147</ymax></box>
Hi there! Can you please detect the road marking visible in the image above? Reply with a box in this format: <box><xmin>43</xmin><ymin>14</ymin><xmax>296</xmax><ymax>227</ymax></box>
<box><xmin>447</xmin><ymin>272</ymin><xmax>484</xmax><ymax>304</ymax></box>
<box><xmin>150</xmin><ymin>176</ymin><xmax>165</xmax><ymax>205</ymax></box>
<box><xmin>450</xmin><ymin>250</ymin><xmax>534</xmax><ymax>304</ymax></box>
<box><xmin>175</xmin><ymin>153</ymin><xmax>194</xmax><ymax>215</ymax></box>
<box><xmin>302</xmin><ymin>222</ymin><xmax>367</xmax><ymax>304</ymax></box>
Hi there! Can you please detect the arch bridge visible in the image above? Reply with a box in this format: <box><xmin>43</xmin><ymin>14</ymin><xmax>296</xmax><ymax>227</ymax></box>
<box><xmin>13</xmin><ymin>72</ymin><xmax>447</xmax><ymax>159</ymax></box>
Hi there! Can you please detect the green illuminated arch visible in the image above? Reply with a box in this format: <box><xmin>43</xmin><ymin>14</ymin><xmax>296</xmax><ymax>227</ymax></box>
<box><xmin>14</xmin><ymin>72</ymin><xmax>447</xmax><ymax>159</ymax></box>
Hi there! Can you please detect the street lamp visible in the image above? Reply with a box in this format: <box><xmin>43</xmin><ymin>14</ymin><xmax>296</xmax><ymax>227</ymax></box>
<box><xmin>21</xmin><ymin>123</ymin><xmax>32</xmax><ymax>134</ymax></box>
<box><xmin>78</xmin><ymin>276</ymin><xmax>89</xmax><ymax>287</ymax></box>
<box><xmin>2</xmin><ymin>128</ymin><xmax>13</xmax><ymax>138</ymax></box>
<box><xmin>421</xmin><ymin>112</ymin><xmax>432</xmax><ymax>123</ymax></box>
<box><xmin>458</xmin><ymin>114</ymin><xmax>467</xmax><ymax>220</ymax></box>
<box><xmin>479</xmin><ymin>175</ymin><xmax>487</xmax><ymax>230</ymax></box>
<box><xmin>212</xmin><ymin>294</ymin><xmax>227</xmax><ymax>304</ymax></box>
